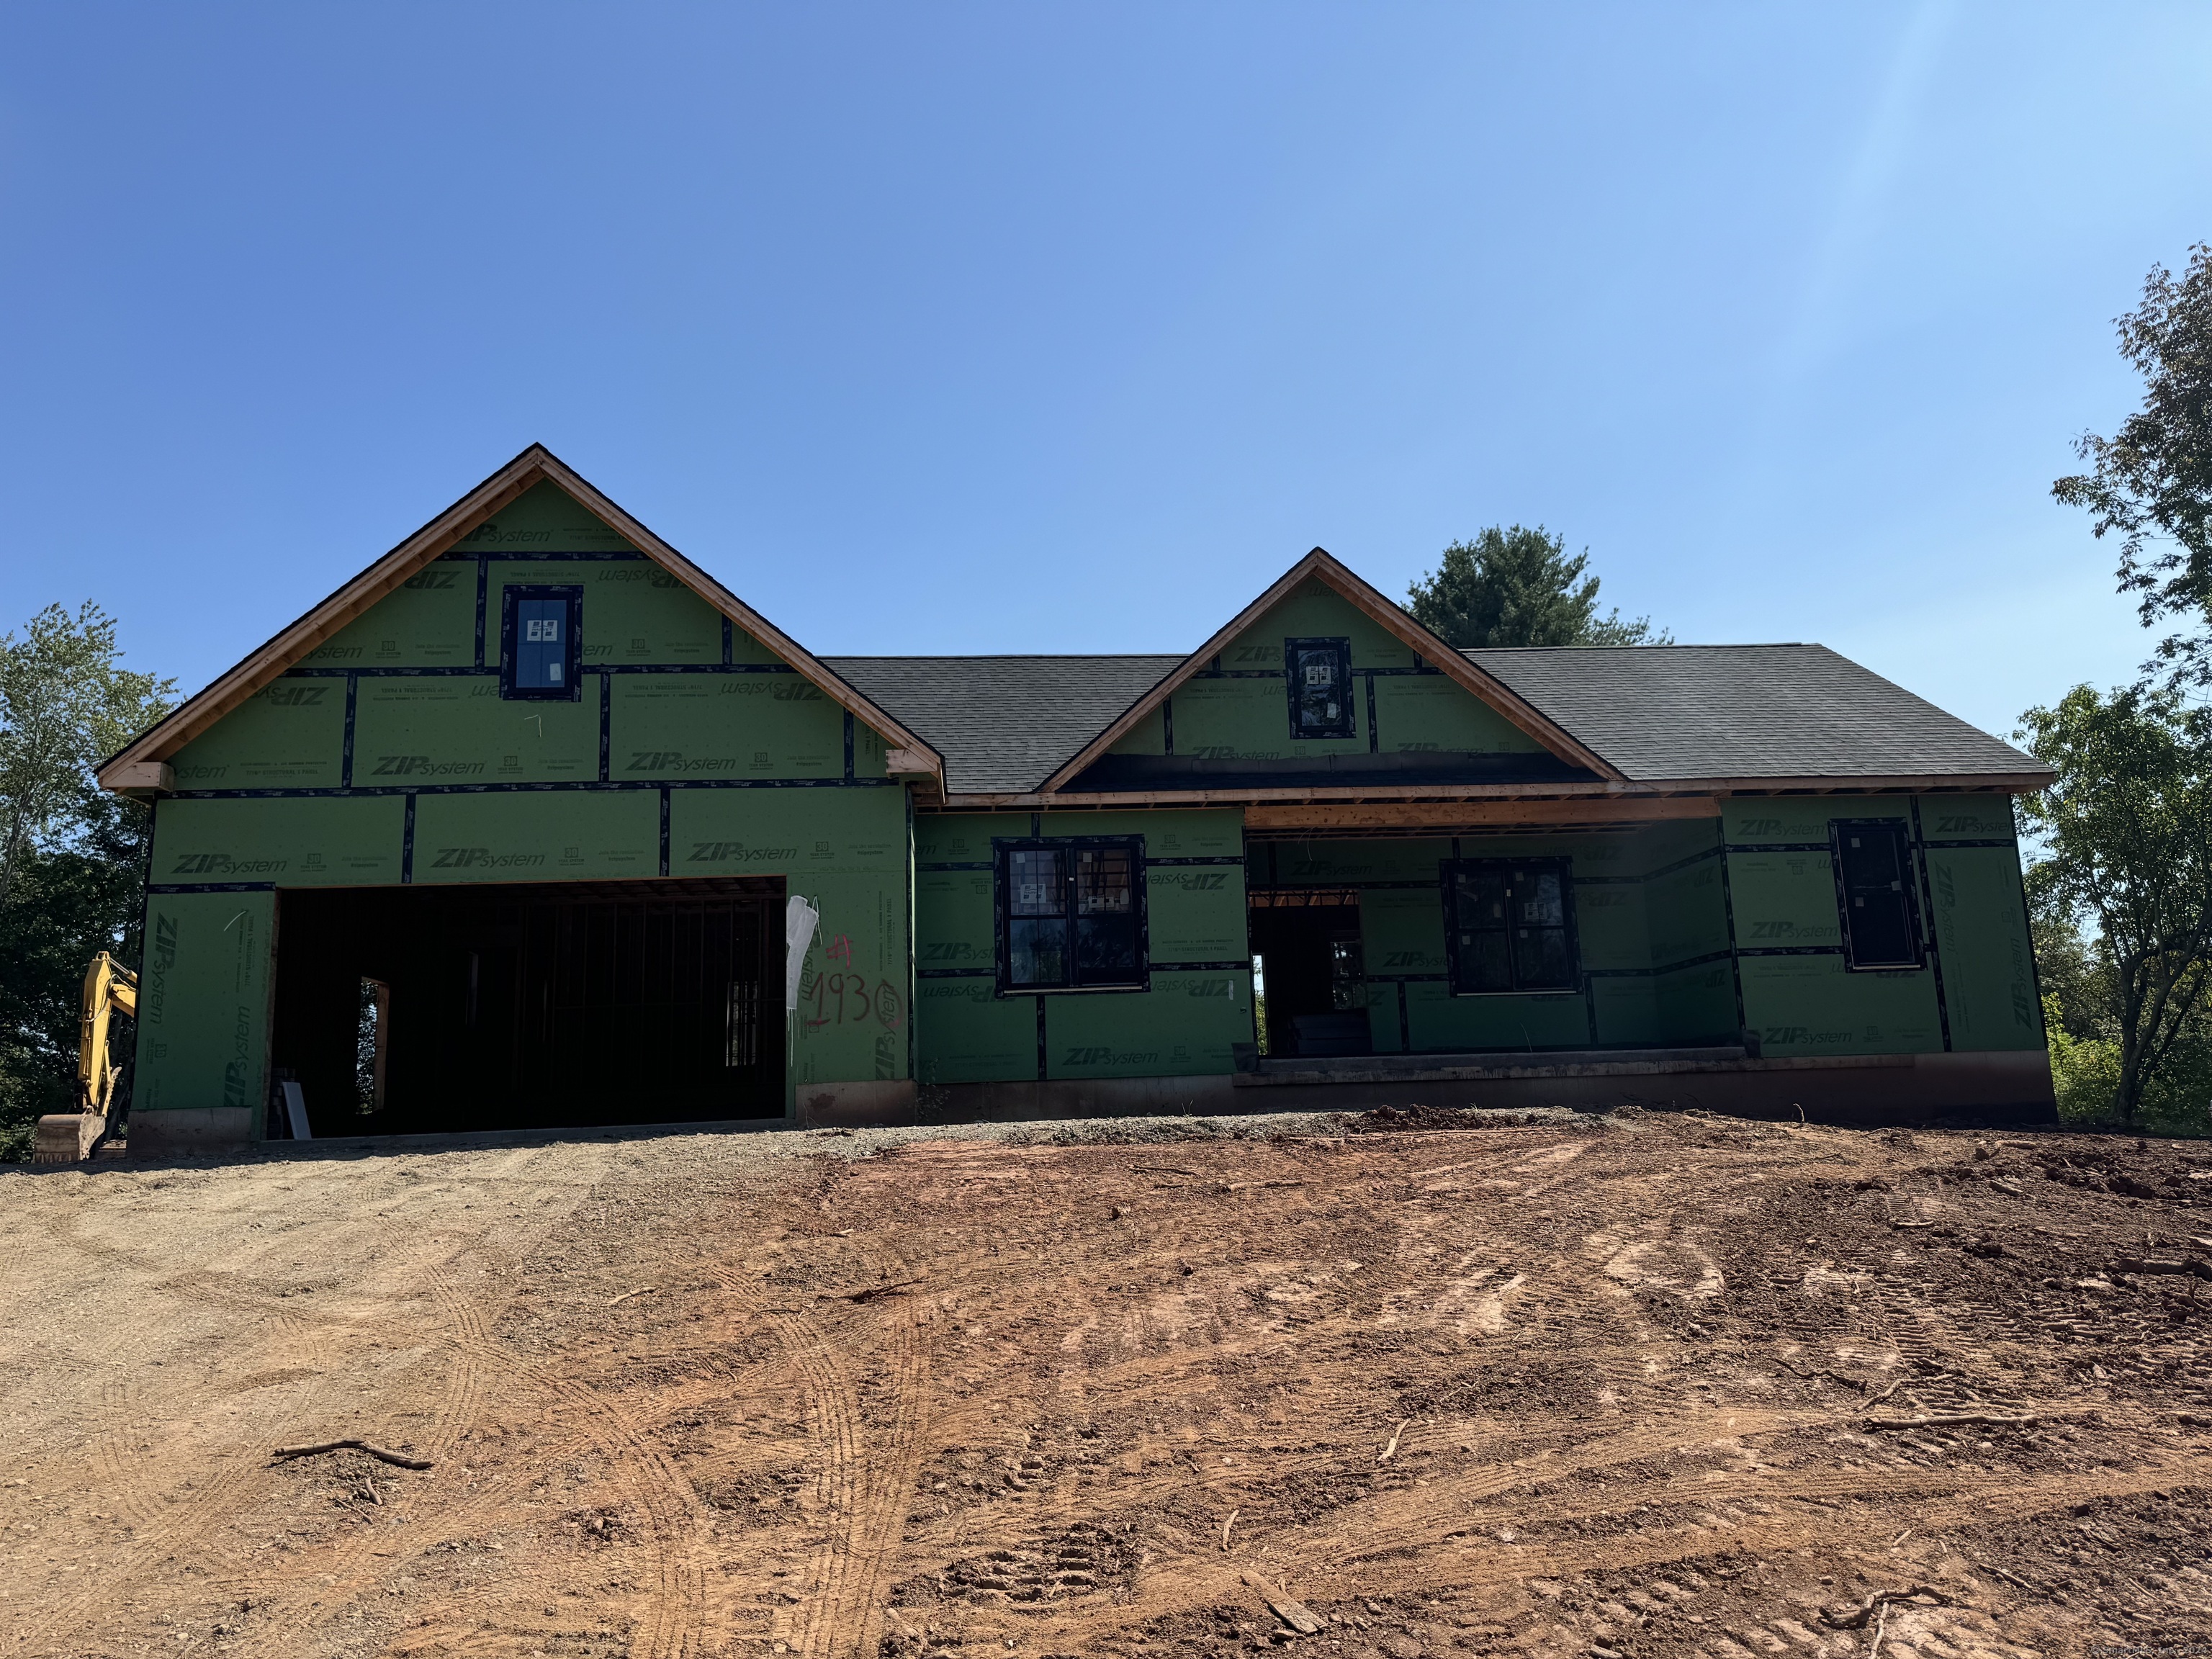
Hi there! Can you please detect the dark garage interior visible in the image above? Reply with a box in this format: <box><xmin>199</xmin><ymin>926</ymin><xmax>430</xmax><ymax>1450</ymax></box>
<box><xmin>270</xmin><ymin>878</ymin><xmax>784</xmax><ymax>1136</ymax></box>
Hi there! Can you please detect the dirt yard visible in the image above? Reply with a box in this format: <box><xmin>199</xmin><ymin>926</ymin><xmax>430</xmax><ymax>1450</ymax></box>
<box><xmin>3</xmin><ymin>1107</ymin><xmax>2208</xmax><ymax>1659</ymax></box>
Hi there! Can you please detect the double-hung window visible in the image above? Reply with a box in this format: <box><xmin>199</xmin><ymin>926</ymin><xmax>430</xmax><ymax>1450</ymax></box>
<box><xmin>1444</xmin><ymin>858</ymin><xmax>1578</xmax><ymax>994</ymax></box>
<box><xmin>997</xmin><ymin>837</ymin><xmax>1147</xmax><ymax>992</ymax></box>
<box><xmin>501</xmin><ymin>585</ymin><xmax>583</xmax><ymax>700</ymax></box>
<box><xmin>1284</xmin><ymin>637</ymin><xmax>1354</xmax><ymax>739</ymax></box>
<box><xmin>1831</xmin><ymin>820</ymin><xmax>1922</xmax><ymax>969</ymax></box>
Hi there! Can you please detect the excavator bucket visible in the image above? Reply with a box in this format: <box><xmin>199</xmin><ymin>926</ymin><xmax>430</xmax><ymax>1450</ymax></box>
<box><xmin>32</xmin><ymin>1112</ymin><xmax>107</xmax><ymax>1164</ymax></box>
<box><xmin>39</xmin><ymin>953</ymin><xmax>140</xmax><ymax>1162</ymax></box>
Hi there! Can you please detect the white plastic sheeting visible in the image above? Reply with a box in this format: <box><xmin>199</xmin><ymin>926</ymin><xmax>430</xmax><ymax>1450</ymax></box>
<box><xmin>783</xmin><ymin>895</ymin><xmax>820</xmax><ymax>1014</ymax></box>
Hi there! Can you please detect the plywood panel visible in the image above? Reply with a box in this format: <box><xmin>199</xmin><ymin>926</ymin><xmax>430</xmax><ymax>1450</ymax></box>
<box><xmin>135</xmin><ymin>890</ymin><xmax>275</xmax><ymax>1115</ymax></box>
<box><xmin>170</xmin><ymin>678</ymin><xmax>347</xmax><ymax>788</ymax></box>
<box><xmin>1739</xmin><ymin>956</ymin><xmax>1941</xmax><ymax>1055</ymax></box>
<box><xmin>917</xmin><ymin>981</ymin><xmax>1035</xmax><ymax>1084</ymax></box>
<box><xmin>1147</xmin><ymin>863</ymin><xmax>1248</xmax><ymax>963</ymax></box>
<box><xmin>1046</xmin><ymin>969</ymin><xmax>1249</xmax><ymax>1079</ymax></box>
<box><xmin>303</xmin><ymin>565</ymin><xmax>476</xmax><ymax>668</ymax></box>
<box><xmin>1370</xmin><ymin>675</ymin><xmax>1542</xmax><ymax>754</ymax></box>
<box><xmin>354</xmin><ymin>675</ymin><xmax>600</xmax><ymax>784</ymax></box>
<box><xmin>1724</xmin><ymin>850</ymin><xmax>1844</xmax><ymax>949</ymax></box>
<box><xmin>611</xmin><ymin>675</ymin><xmax>844</xmax><ymax>779</ymax></box>
<box><xmin>1925</xmin><ymin>845</ymin><xmax>2043</xmax><ymax>1051</ymax></box>
<box><xmin>153</xmin><ymin>796</ymin><xmax>405</xmax><ymax>887</ymax></box>
<box><xmin>411</xmin><ymin>791</ymin><xmax>658</xmax><ymax>882</ymax></box>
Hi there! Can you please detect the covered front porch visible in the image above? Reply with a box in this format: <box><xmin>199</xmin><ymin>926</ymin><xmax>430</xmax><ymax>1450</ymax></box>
<box><xmin>1244</xmin><ymin>799</ymin><xmax>1737</xmax><ymax>1064</ymax></box>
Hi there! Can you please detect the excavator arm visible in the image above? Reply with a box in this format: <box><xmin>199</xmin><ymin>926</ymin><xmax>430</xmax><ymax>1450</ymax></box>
<box><xmin>77</xmin><ymin>953</ymin><xmax>138</xmax><ymax>1113</ymax></box>
<box><xmin>33</xmin><ymin>953</ymin><xmax>138</xmax><ymax>1164</ymax></box>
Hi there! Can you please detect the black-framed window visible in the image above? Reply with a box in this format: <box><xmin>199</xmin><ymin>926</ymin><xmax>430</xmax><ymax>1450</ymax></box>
<box><xmin>500</xmin><ymin>585</ymin><xmax>583</xmax><ymax>700</ymax></box>
<box><xmin>996</xmin><ymin>837</ymin><xmax>1148</xmax><ymax>992</ymax></box>
<box><xmin>1444</xmin><ymin>858</ymin><xmax>1578</xmax><ymax>994</ymax></box>
<box><xmin>1285</xmin><ymin>637</ymin><xmax>1354</xmax><ymax>739</ymax></box>
<box><xmin>1832</xmin><ymin>819</ymin><xmax>1922</xmax><ymax>970</ymax></box>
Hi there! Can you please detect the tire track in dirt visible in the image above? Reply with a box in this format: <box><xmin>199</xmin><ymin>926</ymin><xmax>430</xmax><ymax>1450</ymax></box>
<box><xmin>701</xmin><ymin>1242</ymin><xmax>937</xmax><ymax>1659</ymax></box>
<box><xmin>10</xmin><ymin>1200</ymin><xmax>414</xmax><ymax>1655</ymax></box>
<box><xmin>1037</xmin><ymin>1447</ymin><xmax>2212</xmax><ymax>1650</ymax></box>
<box><xmin>12</xmin><ymin>1151</ymin><xmax>696</xmax><ymax>1659</ymax></box>
<box><xmin>202</xmin><ymin>1184</ymin><xmax>719</xmax><ymax>1659</ymax></box>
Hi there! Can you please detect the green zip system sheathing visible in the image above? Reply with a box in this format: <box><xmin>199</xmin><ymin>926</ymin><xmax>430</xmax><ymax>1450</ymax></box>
<box><xmin>133</xmin><ymin>480</ymin><xmax>918</xmax><ymax>1129</ymax></box>
<box><xmin>1721</xmin><ymin>795</ymin><xmax>2041</xmax><ymax>1058</ymax></box>
<box><xmin>117</xmin><ymin>472</ymin><xmax>2051</xmax><ymax>1135</ymax></box>
<box><xmin>1255</xmin><ymin>796</ymin><xmax>2038</xmax><ymax>1062</ymax></box>
<box><xmin>135</xmin><ymin>889</ymin><xmax>276</xmax><ymax>1115</ymax></box>
<box><xmin>1256</xmin><ymin>818</ymin><xmax>1735</xmax><ymax>1056</ymax></box>
<box><xmin>1105</xmin><ymin>583</ymin><xmax>1542</xmax><ymax>762</ymax></box>
<box><xmin>913</xmin><ymin>809</ymin><xmax>1252</xmax><ymax>1086</ymax></box>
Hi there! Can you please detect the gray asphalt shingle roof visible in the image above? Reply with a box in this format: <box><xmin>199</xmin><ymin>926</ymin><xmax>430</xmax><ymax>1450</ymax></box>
<box><xmin>824</xmin><ymin>655</ymin><xmax>1179</xmax><ymax>795</ymax></box>
<box><xmin>1466</xmin><ymin>644</ymin><xmax>2038</xmax><ymax>783</ymax></box>
<box><xmin>825</xmin><ymin>644</ymin><xmax>2040</xmax><ymax>795</ymax></box>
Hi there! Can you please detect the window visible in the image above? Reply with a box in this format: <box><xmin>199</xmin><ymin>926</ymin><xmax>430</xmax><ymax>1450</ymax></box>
<box><xmin>1832</xmin><ymin>820</ymin><xmax>1922</xmax><ymax>969</ymax></box>
<box><xmin>501</xmin><ymin>585</ymin><xmax>582</xmax><ymax>700</ymax></box>
<box><xmin>997</xmin><ymin>837</ymin><xmax>1147</xmax><ymax>992</ymax></box>
<box><xmin>1285</xmin><ymin>637</ymin><xmax>1354</xmax><ymax>739</ymax></box>
<box><xmin>1444</xmin><ymin>859</ymin><xmax>1578</xmax><ymax>994</ymax></box>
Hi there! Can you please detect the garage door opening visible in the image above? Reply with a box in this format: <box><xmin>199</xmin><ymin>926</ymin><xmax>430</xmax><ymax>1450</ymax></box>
<box><xmin>271</xmin><ymin>878</ymin><xmax>784</xmax><ymax>1137</ymax></box>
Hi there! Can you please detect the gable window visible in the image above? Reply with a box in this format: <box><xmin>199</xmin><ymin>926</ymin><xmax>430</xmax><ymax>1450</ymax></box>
<box><xmin>1832</xmin><ymin>820</ymin><xmax>1922</xmax><ymax>969</ymax></box>
<box><xmin>1444</xmin><ymin>858</ymin><xmax>1578</xmax><ymax>994</ymax></box>
<box><xmin>997</xmin><ymin>837</ymin><xmax>1147</xmax><ymax>992</ymax></box>
<box><xmin>501</xmin><ymin>585</ymin><xmax>582</xmax><ymax>700</ymax></box>
<box><xmin>1285</xmin><ymin>637</ymin><xmax>1354</xmax><ymax>739</ymax></box>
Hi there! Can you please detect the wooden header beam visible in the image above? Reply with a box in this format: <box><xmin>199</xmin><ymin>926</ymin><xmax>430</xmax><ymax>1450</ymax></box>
<box><xmin>1244</xmin><ymin>797</ymin><xmax>1722</xmax><ymax>835</ymax></box>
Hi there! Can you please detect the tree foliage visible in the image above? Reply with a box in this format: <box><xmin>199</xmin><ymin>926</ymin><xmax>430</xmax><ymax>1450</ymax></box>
<box><xmin>1405</xmin><ymin>526</ymin><xmax>1668</xmax><ymax>649</ymax></box>
<box><xmin>0</xmin><ymin>602</ymin><xmax>175</xmax><ymax>913</ymax></box>
<box><xmin>2018</xmin><ymin>684</ymin><xmax>2212</xmax><ymax>1123</ymax></box>
<box><xmin>0</xmin><ymin>602</ymin><xmax>173</xmax><ymax>1158</ymax></box>
<box><xmin>0</xmin><ymin>793</ymin><xmax>153</xmax><ymax>1158</ymax></box>
<box><xmin>2053</xmin><ymin>243</ymin><xmax>2212</xmax><ymax>688</ymax></box>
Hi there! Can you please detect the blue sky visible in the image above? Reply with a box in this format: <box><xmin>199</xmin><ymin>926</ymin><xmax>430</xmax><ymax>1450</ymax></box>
<box><xmin>2</xmin><ymin>2</ymin><xmax>2208</xmax><ymax>742</ymax></box>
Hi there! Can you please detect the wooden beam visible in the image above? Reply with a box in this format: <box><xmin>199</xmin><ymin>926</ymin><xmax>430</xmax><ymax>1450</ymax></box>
<box><xmin>104</xmin><ymin>760</ymin><xmax>174</xmax><ymax>795</ymax></box>
<box><xmin>943</xmin><ymin>773</ymin><xmax>2049</xmax><ymax>809</ymax></box>
<box><xmin>1244</xmin><ymin>796</ymin><xmax>1721</xmax><ymax>834</ymax></box>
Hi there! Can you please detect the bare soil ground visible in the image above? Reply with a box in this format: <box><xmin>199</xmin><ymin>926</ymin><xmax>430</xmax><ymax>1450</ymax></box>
<box><xmin>3</xmin><ymin>1107</ymin><xmax>2209</xmax><ymax>1659</ymax></box>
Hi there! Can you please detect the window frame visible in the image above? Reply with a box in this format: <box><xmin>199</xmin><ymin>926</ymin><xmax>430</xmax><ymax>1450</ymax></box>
<box><xmin>500</xmin><ymin>584</ymin><xmax>584</xmax><ymax>701</ymax></box>
<box><xmin>1440</xmin><ymin>856</ymin><xmax>1582</xmax><ymax>997</ymax></box>
<box><xmin>992</xmin><ymin>835</ymin><xmax>1150</xmax><ymax>995</ymax></box>
<box><xmin>1283</xmin><ymin>636</ymin><xmax>1356</xmax><ymax>739</ymax></box>
<box><xmin>1829</xmin><ymin>818</ymin><xmax>1924</xmax><ymax>971</ymax></box>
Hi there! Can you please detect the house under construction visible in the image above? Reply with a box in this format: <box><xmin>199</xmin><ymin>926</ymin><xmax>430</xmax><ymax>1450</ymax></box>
<box><xmin>98</xmin><ymin>446</ymin><xmax>2056</xmax><ymax>1153</ymax></box>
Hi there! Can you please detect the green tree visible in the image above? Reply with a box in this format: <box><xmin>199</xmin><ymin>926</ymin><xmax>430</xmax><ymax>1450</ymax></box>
<box><xmin>2053</xmin><ymin>243</ymin><xmax>2212</xmax><ymax>688</ymax></box>
<box><xmin>1</xmin><ymin>602</ymin><xmax>175</xmax><ymax>914</ymax></box>
<box><xmin>1406</xmin><ymin>526</ymin><xmax>1668</xmax><ymax>649</ymax></box>
<box><xmin>0</xmin><ymin>602</ymin><xmax>173</xmax><ymax>1158</ymax></box>
<box><xmin>0</xmin><ymin>793</ymin><xmax>153</xmax><ymax>1158</ymax></box>
<box><xmin>2017</xmin><ymin>684</ymin><xmax>2212</xmax><ymax>1123</ymax></box>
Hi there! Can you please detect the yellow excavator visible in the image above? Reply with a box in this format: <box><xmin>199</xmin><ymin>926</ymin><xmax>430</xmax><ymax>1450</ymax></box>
<box><xmin>32</xmin><ymin>953</ymin><xmax>137</xmax><ymax>1164</ymax></box>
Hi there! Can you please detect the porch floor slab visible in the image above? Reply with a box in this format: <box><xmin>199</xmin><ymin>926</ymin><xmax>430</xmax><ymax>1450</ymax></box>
<box><xmin>1231</xmin><ymin>1045</ymin><xmax>1934</xmax><ymax>1087</ymax></box>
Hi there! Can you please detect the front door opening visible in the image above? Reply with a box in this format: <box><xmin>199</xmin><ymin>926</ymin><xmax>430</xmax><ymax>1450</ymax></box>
<box><xmin>1249</xmin><ymin>891</ymin><xmax>1370</xmax><ymax>1058</ymax></box>
<box><xmin>272</xmin><ymin>878</ymin><xmax>784</xmax><ymax>1137</ymax></box>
